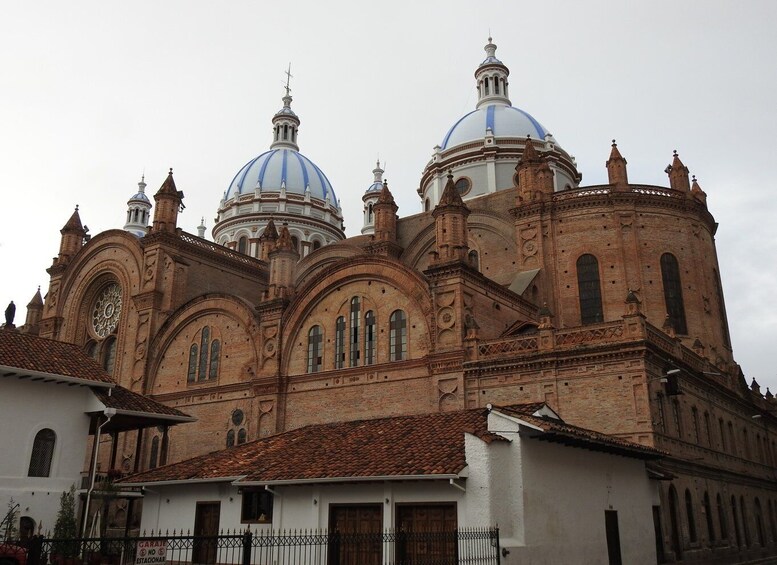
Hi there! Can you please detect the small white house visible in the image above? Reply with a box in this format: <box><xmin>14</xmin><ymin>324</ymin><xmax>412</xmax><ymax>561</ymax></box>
<box><xmin>0</xmin><ymin>329</ymin><xmax>193</xmax><ymax>538</ymax></box>
<box><xmin>122</xmin><ymin>403</ymin><xmax>663</xmax><ymax>564</ymax></box>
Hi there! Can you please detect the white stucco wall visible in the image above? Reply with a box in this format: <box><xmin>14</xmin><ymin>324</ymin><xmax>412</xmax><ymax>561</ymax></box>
<box><xmin>0</xmin><ymin>378</ymin><xmax>100</xmax><ymax>533</ymax></box>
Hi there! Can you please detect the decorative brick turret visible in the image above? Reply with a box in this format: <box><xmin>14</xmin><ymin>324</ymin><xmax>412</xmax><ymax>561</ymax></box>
<box><xmin>515</xmin><ymin>136</ymin><xmax>553</xmax><ymax>203</ymax></box>
<box><xmin>665</xmin><ymin>150</ymin><xmax>691</xmax><ymax>192</ymax></box>
<box><xmin>606</xmin><ymin>140</ymin><xmax>628</xmax><ymax>188</ymax></box>
<box><xmin>373</xmin><ymin>180</ymin><xmax>398</xmax><ymax>243</ymax></box>
<box><xmin>151</xmin><ymin>169</ymin><xmax>185</xmax><ymax>234</ymax></box>
<box><xmin>267</xmin><ymin>225</ymin><xmax>299</xmax><ymax>299</ymax></box>
<box><xmin>690</xmin><ymin>175</ymin><xmax>707</xmax><ymax>205</ymax></box>
<box><xmin>259</xmin><ymin>219</ymin><xmax>279</xmax><ymax>261</ymax></box>
<box><xmin>55</xmin><ymin>206</ymin><xmax>87</xmax><ymax>266</ymax></box>
<box><xmin>22</xmin><ymin>287</ymin><xmax>43</xmax><ymax>335</ymax></box>
<box><xmin>432</xmin><ymin>172</ymin><xmax>470</xmax><ymax>263</ymax></box>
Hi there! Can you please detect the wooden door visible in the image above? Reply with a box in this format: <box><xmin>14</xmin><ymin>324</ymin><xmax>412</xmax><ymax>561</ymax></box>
<box><xmin>328</xmin><ymin>504</ymin><xmax>382</xmax><ymax>565</ymax></box>
<box><xmin>396</xmin><ymin>504</ymin><xmax>457</xmax><ymax>564</ymax></box>
<box><xmin>192</xmin><ymin>502</ymin><xmax>220</xmax><ymax>565</ymax></box>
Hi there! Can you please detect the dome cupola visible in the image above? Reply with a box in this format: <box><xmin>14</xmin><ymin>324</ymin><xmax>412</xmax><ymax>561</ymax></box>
<box><xmin>419</xmin><ymin>38</ymin><xmax>581</xmax><ymax>209</ymax></box>
<box><xmin>361</xmin><ymin>160</ymin><xmax>385</xmax><ymax>235</ymax></box>
<box><xmin>213</xmin><ymin>69</ymin><xmax>344</xmax><ymax>259</ymax></box>
<box><xmin>124</xmin><ymin>174</ymin><xmax>152</xmax><ymax>237</ymax></box>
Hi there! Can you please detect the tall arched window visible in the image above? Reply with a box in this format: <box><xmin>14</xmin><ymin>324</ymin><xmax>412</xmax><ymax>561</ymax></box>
<box><xmin>661</xmin><ymin>253</ymin><xmax>687</xmax><ymax>334</ymax></box>
<box><xmin>237</xmin><ymin>428</ymin><xmax>247</xmax><ymax>445</ymax></box>
<box><xmin>367</xmin><ymin>203</ymin><xmax>374</xmax><ymax>223</ymax></box>
<box><xmin>719</xmin><ymin>418</ymin><xmax>727</xmax><ymax>451</ymax></box>
<box><xmin>704</xmin><ymin>492</ymin><xmax>715</xmax><ymax>542</ymax></box>
<box><xmin>198</xmin><ymin>327</ymin><xmax>210</xmax><ymax>381</ymax></box>
<box><xmin>732</xmin><ymin>496</ymin><xmax>742</xmax><ymax>547</ymax></box>
<box><xmin>576</xmin><ymin>254</ymin><xmax>603</xmax><ymax>324</ymax></box>
<box><xmin>754</xmin><ymin>498</ymin><xmax>765</xmax><ymax>546</ymax></box>
<box><xmin>741</xmin><ymin>496</ymin><xmax>751</xmax><ymax>547</ymax></box>
<box><xmin>238</xmin><ymin>237</ymin><xmax>248</xmax><ymax>255</ymax></box>
<box><xmin>703</xmin><ymin>412</ymin><xmax>712</xmax><ymax>446</ymax></box>
<box><xmin>672</xmin><ymin>400</ymin><xmax>682</xmax><ymax>438</ymax></box>
<box><xmin>365</xmin><ymin>310</ymin><xmax>376</xmax><ymax>366</ymax></box>
<box><xmin>102</xmin><ymin>336</ymin><xmax>117</xmax><ymax>375</ymax></box>
<box><xmin>350</xmin><ymin>297</ymin><xmax>361</xmax><ymax>367</ymax></box>
<box><xmin>691</xmin><ymin>407</ymin><xmax>700</xmax><ymax>443</ymax></box>
<box><xmin>209</xmin><ymin>340</ymin><xmax>220</xmax><ymax>379</ymax></box>
<box><xmin>335</xmin><ymin>316</ymin><xmax>346</xmax><ymax>369</ymax></box>
<box><xmin>668</xmin><ymin>487</ymin><xmax>682</xmax><ymax>560</ymax></box>
<box><xmin>389</xmin><ymin>310</ymin><xmax>407</xmax><ymax>362</ymax></box>
<box><xmin>685</xmin><ymin>489</ymin><xmax>697</xmax><ymax>543</ymax></box>
<box><xmin>28</xmin><ymin>429</ymin><xmax>56</xmax><ymax>477</ymax></box>
<box><xmin>149</xmin><ymin>436</ymin><xmax>159</xmax><ymax>470</ymax></box>
<box><xmin>717</xmin><ymin>494</ymin><xmax>728</xmax><ymax>540</ymax></box>
<box><xmin>226</xmin><ymin>429</ymin><xmax>235</xmax><ymax>448</ymax></box>
<box><xmin>307</xmin><ymin>325</ymin><xmax>322</xmax><ymax>373</ymax></box>
<box><xmin>468</xmin><ymin>250</ymin><xmax>480</xmax><ymax>271</ymax></box>
<box><xmin>187</xmin><ymin>344</ymin><xmax>198</xmax><ymax>383</ymax></box>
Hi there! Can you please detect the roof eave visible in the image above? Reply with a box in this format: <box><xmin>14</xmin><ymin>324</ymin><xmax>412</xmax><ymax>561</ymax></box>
<box><xmin>236</xmin><ymin>473</ymin><xmax>464</xmax><ymax>487</ymax></box>
<box><xmin>1</xmin><ymin>364</ymin><xmax>114</xmax><ymax>389</ymax></box>
<box><xmin>119</xmin><ymin>475</ymin><xmax>246</xmax><ymax>487</ymax></box>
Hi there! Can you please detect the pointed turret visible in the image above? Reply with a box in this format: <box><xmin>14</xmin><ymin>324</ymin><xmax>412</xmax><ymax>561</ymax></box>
<box><xmin>124</xmin><ymin>175</ymin><xmax>152</xmax><ymax>237</ymax></box>
<box><xmin>515</xmin><ymin>137</ymin><xmax>552</xmax><ymax>202</ymax></box>
<box><xmin>259</xmin><ymin>219</ymin><xmax>279</xmax><ymax>261</ymax></box>
<box><xmin>151</xmin><ymin>169</ymin><xmax>185</xmax><ymax>234</ymax></box>
<box><xmin>267</xmin><ymin>224</ymin><xmax>299</xmax><ymax>299</ymax></box>
<box><xmin>22</xmin><ymin>287</ymin><xmax>43</xmax><ymax>335</ymax></box>
<box><xmin>56</xmin><ymin>206</ymin><xmax>87</xmax><ymax>265</ymax></box>
<box><xmin>690</xmin><ymin>175</ymin><xmax>707</xmax><ymax>205</ymax></box>
<box><xmin>432</xmin><ymin>172</ymin><xmax>470</xmax><ymax>263</ymax></box>
<box><xmin>606</xmin><ymin>140</ymin><xmax>629</xmax><ymax>188</ymax></box>
<box><xmin>373</xmin><ymin>179</ymin><xmax>399</xmax><ymax>243</ymax></box>
<box><xmin>665</xmin><ymin>150</ymin><xmax>691</xmax><ymax>192</ymax></box>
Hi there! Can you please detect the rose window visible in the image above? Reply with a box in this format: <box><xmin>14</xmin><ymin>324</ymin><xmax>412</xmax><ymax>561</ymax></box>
<box><xmin>92</xmin><ymin>283</ymin><xmax>122</xmax><ymax>338</ymax></box>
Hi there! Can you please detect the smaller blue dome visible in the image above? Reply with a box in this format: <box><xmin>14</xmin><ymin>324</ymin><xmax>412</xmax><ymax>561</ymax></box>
<box><xmin>365</xmin><ymin>181</ymin><xmax>382</xmax><ymax>193</ymax></box>
<box><xmin>226</xmin><ymin>148</ymin><xmax>338</xmax><ymax>205</ymax></box>
<box><xmin>129</xmin><ymin>192</ymin><xmax>150</xmax><ymax>203</ymax></box>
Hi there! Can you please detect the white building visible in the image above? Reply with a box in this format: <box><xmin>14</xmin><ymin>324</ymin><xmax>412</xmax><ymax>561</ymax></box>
<box><xmin>0</xmin><ymin>329</ymin><xmax>193</xmax><ymax>538</ymax></box>
<box><xmin>122</xmin><ymin>403</ymin><xmax>662</xmax><ymax>564</ymax></box>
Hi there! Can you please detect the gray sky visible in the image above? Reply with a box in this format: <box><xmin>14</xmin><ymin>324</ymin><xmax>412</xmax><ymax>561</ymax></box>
<box><xmin>2</xmin><ymin>1</ymin><xmax>776</xmax><ymax>391</ymax></box>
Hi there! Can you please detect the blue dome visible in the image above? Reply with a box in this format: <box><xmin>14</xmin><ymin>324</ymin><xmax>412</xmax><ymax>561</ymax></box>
<box><xmin>365</xmin><ymin>181</ymin><xmax>382</xmax><ymax>193</ymax></box>
<box><xmin>129</xmin><ymin>192</ymin><xmax>150</xmax><ymax>203</ymax></box>
<box><xmin>441</xmin><ymin>104</ymin><xmax>548</xmax><ymax>150</ymax></box>
<box><xmin>226</xmin><ymin>148</ymin><xmax>338</xmax><ymax>205</ymax></box>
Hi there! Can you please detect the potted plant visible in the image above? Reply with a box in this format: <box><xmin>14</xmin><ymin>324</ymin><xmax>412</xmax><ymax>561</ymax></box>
<box><xmin>51</xmin><ymin>486</ymin><xmax>78</xmax><ymax>565</ymax></box>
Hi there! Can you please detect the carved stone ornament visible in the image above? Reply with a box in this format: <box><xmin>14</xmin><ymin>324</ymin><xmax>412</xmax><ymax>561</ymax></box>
<box><xmin>92</xmin><ymin>283</ymin><xmax>122</xmax><ymax>338</ymax></box>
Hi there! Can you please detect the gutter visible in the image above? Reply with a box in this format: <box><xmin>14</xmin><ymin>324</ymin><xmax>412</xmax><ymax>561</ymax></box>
<box><xmin>120</xmin><ymin>476</ymin><xmax>246</xmax><ymax>487</ymax></box>
<box><xmin>236</xmin><ymin>473</ymin><xmax>463</xmax><ymax>487</ymax></box>
<box><xmin>1</xmin><ymin>365</ymin><xmax>114</xmax><ymax>389</ymax></box>
<box><xmin>101</xmin><ymin>408</ymin><xmax>196</xmax><ymax>423</ymax></box>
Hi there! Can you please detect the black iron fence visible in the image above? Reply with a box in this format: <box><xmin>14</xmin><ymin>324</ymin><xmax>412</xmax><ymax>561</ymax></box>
<box><xmin>8</xmin><ymin>527</ymin><xmax>500</xmax><ymax>565</ymax></box>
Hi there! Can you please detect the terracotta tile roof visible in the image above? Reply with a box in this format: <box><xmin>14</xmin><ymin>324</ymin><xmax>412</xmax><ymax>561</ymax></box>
<box><xmin>0</xmin><ymin>329</ymin><xmax>113</xmax><ymax>384</ymax></box>
<box><xmin>496</xmin><ymin>405</ymin><xmax>665</xmax><ymax>459</ymax></box>
<box><xmin>93</xmin><ymin>386</ymin><xmax>191</xmax><ymax>419</ymax></box>
<box><xmin>121</xmin><ymin>408</ymin><xmax>505</xmax><ymax>485</ymax></box>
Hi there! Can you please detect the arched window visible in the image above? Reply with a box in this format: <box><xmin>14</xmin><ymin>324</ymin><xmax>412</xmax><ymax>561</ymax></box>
<box><xmin>389</xmin><ymin>310</ymin><xmax>407</xmax><ymax>362</ymax></box>
<box><xmin>209</xmin><ymin>340</ymin><xmax>220</xmax><ymax>380</ymax></box>
<box><xmin>335</xmin><ymin>316</ymin><xmax>346</xmax><ymax>369</ymax></box>
<box><xmin>656</xmin><ymin>394</ymin><xmax>666</xmax><ymax>433</ymax></box>
<box><xmin>237</xmin><ymin>428</ymin><xmax>247</xmax><ymax>445</ymax></box>
<box><xmin>425</xmin><ymin>198</ymin><xmax>430</xmax><ymax>212</ymax></box>
<box><xmin>198</xmin><ymin>327</ymin><xmax>210</xmax><ymax>381</ymax></box>
<box><xmin>661</xmin><ymin>253</ymin><xmax>687</xmax><ymax>334</ymax></box>
<box><xmin>769</xmin><ymin>500</ymin><xmax>777</xmax><ymax>542</ymax></box>
<box><xmin>741</xmin><ymin>496</ymin><xmax>751</xmax><ymax>546</ymax></box>
<box><xmin>283</xmin><ymin>124</ymin><xmax>288</xmax><ymax>140</ymax></box>
<box><xmin>685</xmin><ymin>489</ymin><xmax>697</xmax><ymax>543</ymax></box>
<box><xmin>719</xmin><ymin>418</ymin><xmax>727</xmax><ymax>451</ymax></box>
<box><xmin>493</xmin><ymin>76</ymin><xmax>500</xmax><ymax>94</ymax></box>
<box><xmin>576</xmin><ymin>254</ymin><xmax>603</xmax><ymax>324</ymax></box>
<box><xmin>717</xmin><ymin>494</ymin><xmax>728</xmax><ymax>541</ymax></box>
<box><xmin>484</xmin><ymin>78</ymin><xmax>489</xmax><ymax>95</ymax></box>
<box><xmin>226</xmin><ymin>429</ymin><xmax>235</xmax><ymax>448</ymax></box>
<box><xmin>468</xmin><ymin>250</ymin><xmax>480</xmax><ymax>271</ymax></box>
<box><xmin>704</xmin><ymin>492</ymin><xmax>715</xmax><ymax>542</ymax></box>
<box><xmin>350</xmin><ymin>298</ymin><xmax>361</xmax><ymax>367</ymax></box>
<box><xmin>238</xmin><ymin>237</ymin><xmax>248</xmax><ymax>254</ymax></box>
<box><xmin>313</xmin><ymin>240</ymin><xmax>321</xmax><ymax>251</ymax></box>
<box><xmin>149</xmin><ymin>436</ymin><xmax>159</xmax><ymax>470</ymax></box>
<box><xmin>732</xmin><ymin>496</ymin><xmax>742</xmax><ymax>547</ymax></box>
<box><xmin>291</xmin><ymin>236</ymin><xmax>299</xmax><ymax>252</ymax></box>
<box><xmin>742</xmin><ymin>428</ymin><xmax>751</xmax><ymax>459</ymax></box>
<box><xmin>367</xmin><ymin>203</ymin><xmax>373</xmax><ymax>223</ymax></box>
<box><xmin>307</xmin><ymin>325</ymin><xmax>322</xmax><ymax>373</ymax></box>
<box><xmin>187</xmin><ymin>344</ymin><xmax>198</xmax><ymax>383</ymax></box>
<box><xmin>668</xmin><ymin>487</ymin><xmax>682</xmax><ymax>560</ymax></box>
<box><xmin>86</xmin><ymin>341</ymin><xmax>98</xmax><ymax>360</ymax></box>
<box><xmin>365</xmin><ymin>310</ymin><xmax>376</xmax><ymax>365</ymax></box>
<box><xmin>672</xmin><ymin>400</ymin><xmax>682</xmax><ymax>438</ymax></box>
<box><xmin>728</xmin><ymin>422</ymin><xmax>736</xmax><ymax>455</ymax></box>
<box><xmin>691</xmin><ymin>407</ymin><xmax>700</xmax><ymax>443</ymax></box>
<box><xmin>102</xmin><ymin>336</ymin><xmax>117</xmax><ymax>375</ymax></box>
<box><xmin>703</xmin><ymin>412</ymin><xmax>712</xmax><ymax>446</ymax></box>
<box><xmin>754</xmin><ymin>498</ymin><xmax>765</xmax><ymax>546</ymax></box>
<box><xmin>28</xmin><ymin>429</ymin><xmax>56</xmax><ymax>477</ymax></box>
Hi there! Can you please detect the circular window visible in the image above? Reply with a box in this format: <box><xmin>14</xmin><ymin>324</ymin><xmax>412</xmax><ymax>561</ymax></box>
<box><xmin>91</xmin><ymin>283</ymin><xmax>122</xmax><ymax>338</ymax></box>
<box><xmin>454</xmin><ymin>177</ymin><xmax>471</xmax><ymax>196</ymax></box>
<box><xmin>232</xmin><ymin>409</ymin><xmax>245</xmax><ymax>426</ymax></box>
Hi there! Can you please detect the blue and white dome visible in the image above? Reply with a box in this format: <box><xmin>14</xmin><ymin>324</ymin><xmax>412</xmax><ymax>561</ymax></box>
<box><xmin>226</xmin><ymin>149</ymin><xmax>338</xmax><ymax>204</ymax></box>
<box><xmin>441</xmin><ymin>105</ymin><xmax>548</xmax><ymax>150</ymax></box>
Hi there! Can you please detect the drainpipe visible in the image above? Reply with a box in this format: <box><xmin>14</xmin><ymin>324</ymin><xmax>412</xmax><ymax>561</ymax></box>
<box><xmin>81</xmin><ymin>407</ymin><xmax>117</xmax><ymax>538</ymax></box>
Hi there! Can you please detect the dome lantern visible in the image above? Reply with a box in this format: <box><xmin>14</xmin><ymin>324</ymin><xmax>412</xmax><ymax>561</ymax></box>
<box><xmin>270</xmin><ymin>65</ymin><xmax>301</xmax><ymax>151</ymax></box>
<box><xmin>475</xmin><ymin>37</ymin><xmax>511</xmax><ymax>109</ymax></box>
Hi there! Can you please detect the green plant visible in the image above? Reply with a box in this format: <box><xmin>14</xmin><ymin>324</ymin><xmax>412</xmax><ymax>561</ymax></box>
<box><xmin>1</xmin><ymin>498</ymin><xmax>19</xmax><ymax>541</ymax></box>
<box><xmin>52</xmin><ymin>486</ymin><xmax>78</xmax><ymax>557</ymax></box>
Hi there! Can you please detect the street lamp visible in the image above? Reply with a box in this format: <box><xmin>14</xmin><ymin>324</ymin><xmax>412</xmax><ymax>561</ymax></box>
<box><xmin>81</xmin><ymin>407</ymin><xmax>117</xmax><ymax>538</ymax></box>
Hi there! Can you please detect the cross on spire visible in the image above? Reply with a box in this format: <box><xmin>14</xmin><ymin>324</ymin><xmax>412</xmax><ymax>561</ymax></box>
<box><xmin>284</xmin><ymin>63</ymin><xmax>293</xmax><ymax>97</ymax></box>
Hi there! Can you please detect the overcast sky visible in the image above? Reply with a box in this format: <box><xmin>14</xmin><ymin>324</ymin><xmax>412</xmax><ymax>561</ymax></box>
<box><xmin>2</xmin><ymin>1</ymin><xmax>776</xmax><ymax>391</ymax></box>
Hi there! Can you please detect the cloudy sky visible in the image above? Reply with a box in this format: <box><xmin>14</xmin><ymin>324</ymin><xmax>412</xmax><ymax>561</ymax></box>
<box><xmin>1</xmin><ymin>1</ymin><xmax>775</xmax><ymax>391</ymax></box>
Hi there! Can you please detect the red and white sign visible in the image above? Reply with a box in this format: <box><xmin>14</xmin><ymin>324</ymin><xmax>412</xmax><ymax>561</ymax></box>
<box><xmin>135</xmin><ymin>539</ymin><xmax>167</xmax><ymax>565</ymax></box>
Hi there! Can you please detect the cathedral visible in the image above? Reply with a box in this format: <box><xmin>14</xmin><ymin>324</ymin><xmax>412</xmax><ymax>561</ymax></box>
<box><xmin>15</xmin><ymin>38</ymin><xmax>777</xmax><ymax>562</ymax></box>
